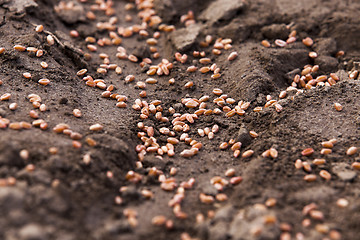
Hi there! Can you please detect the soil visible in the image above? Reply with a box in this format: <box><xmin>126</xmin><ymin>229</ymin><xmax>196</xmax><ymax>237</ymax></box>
<box><xmin>0</xmin><ymin>0</ymin><xmax>359</xmax><ymax>240</ymax></box>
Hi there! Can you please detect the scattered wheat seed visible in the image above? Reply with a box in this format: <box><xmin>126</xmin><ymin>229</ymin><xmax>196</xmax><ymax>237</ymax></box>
<box><xmin>275</xmin><ymin>39</ymin><xmax>287</xmax><ymax>47</ymax></box>
<box><xmin>242</xmin><ymin>150</ymin><xmax>254</xmax><ymax>158</ymax></box>
<box><xmin>0</xmin><ymin>93</ymin><xmax>11</xmax><ymax>101</ymax></box>
<box><xmin>302</xmin><ymin>37</ymin><xmax>313</xmax><ymax>47</ymax></box>
<box><xmin>334</xmin><ymin>103</ymin><xmax>343</xmax><ymax>111</ymax></box>
<box><xmin>295</xmin><ymin>159</ymin><xmax>303</xmax><ymax>169</ymax></box>
<box><xmin>301</xmin><ymin>148</ymin><xmax>314</xmax><ymax>156</ymax></box>
<box><xmin>261</xmin><ymin>40</ymin><xmax>270</xmax><ymax>48</ymax></box>
<box><xmin>346</xmin><ymin>146</ymin><xmax>357</xmax><ymax>155</ymax></box>
<box><xmin>23</xmin><ymin>72</ymin><xmax>32</xmax><ymax>79</ymax></box>
<box><xmin>319</xmin><ymin>170</ymin><xmax>331</xmax><ymax>180</ymax></box>
<box><xmin>304</xmin><ymin>174</ymin><xmax>317</xmax><ymax>182</ymax></box>
<box><xmin>47</xmin><ymin>35</ymin><xmax>55</xmax><ymax>45</ymax></box>
<box><xmin>320</xmin><ymin>148</ymin><xmax>332</xmax><ymax>155</ymax></box>
<box><xmin>89</xmin><ymin>123</ymin><xmax>103</xmax><ymax>131</ymax></box>
<box><xmin>14</xmin><ymin>45</ymin><xmax>26</xmax><ymax>51</ymax></box>
<box><xmin>227</xmin><ymin>51</ymin><xmax>238</xmax><ymax>61</ymax></box>
<box><xmin>269</xmin><ymin>148</ymin><xmax>278</xmax><ymax>158</ymax></box>
<box><xmin>38</xmin><ymin>79</ymin><xmax>50</xmax><ymax>85</ymax></box>
<box><xmin>265</xmin><ymin>198</ymin><xmax>277</xmax><ymax>207</ymax></box>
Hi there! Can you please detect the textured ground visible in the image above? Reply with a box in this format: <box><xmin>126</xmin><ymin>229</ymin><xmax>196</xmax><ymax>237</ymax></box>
<box><xmin>0</xmin><ymin>0</ymin><xmax>359</xmax><ymax>240</ymax></box>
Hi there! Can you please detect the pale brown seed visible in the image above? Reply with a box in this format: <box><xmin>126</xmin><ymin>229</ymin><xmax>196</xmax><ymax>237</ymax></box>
<box><xmin>219</xmin><ymin>142</ymin><xmax>228</xmax><ymax>150</ymax></box>
<box><xmin>269</xmin><ymin>148</ymin><xmax>278</xmax><ymax>158</ymax></box>
<box><xmin>89</xmin><ymin>123</ymin><xmax>103</xmax><ymax>131</ymax></box>
<box><xmin>152</xmin><ymin>215</ymin><xmax>166</xmax><ymax>226</ymax></box>
<box><xmin>0</xmin><ymin>93</ymin><xmax>11</xmax><ymax>101</ymax></box>
<box><xmin>29</xmin><ymin>110</ymin><xmax>39</xmax><ymax>119</ymax></box>
<box><xmin>346</xmin><ymin>146</ymin><xmax>357</xmax><ymax>155</ymax></box>
<box><xmin>249</xmin><ymin>131</ymin><xmax>258</xmax><ymax>138</ymax></box>
<box><xmin>352</xmin><ymin>162</ymin><xmax>360</xmax><ymax>170</ymax></box>
<box><xmin>216</xmin><ymin>193</ymin><xmax>228</xmax><ymax>202</ymax></box>
<box><xmin>39</xmin><ymin>104</ymin><xmax>46</xmax><ymax>112</ymax></box>
<box><xmin>319</xmin><ymin>170</ymin><xmax>331</xmax><ymax>180</ymax></box>
<box><xmin>304</xmin><ymin>174</ymin><xmax>317</xmax><ymax>182</ymax></box>
<box><xmin>73</xmin><ymin>109</ymin><xmax>82</xmax><ymax>117</ymax></box>
<box><xmin>19</xmin><ymin>149</ymin><xmax>29</xmax><ymax>160</ymax></box>
<box><xmin>309</xmin><ymin>51</ymin><xmax>318</xmax><ymax>58</ymax></box>
<box><xmin>77</xmin><ymin>69</ymin><xmax>87</xmax><ymax>76</ymax></box>
<box><xmin>261</xmin><ymin>40</ymin><xmax>271</xmax><ymax>48</ymax></box>
<box><xmin>334</xmin><ymin>198</ymin><xmax>349</xmax><ymax>209</ymax></box>
<box><xmin>302</xmin><ymin>162</ymin><xmax>312</xmax><ymax>172</ymax></box>
<box><xmin>295</xmin><ymin>159</ymin><xmax>303</xmax><ymax>169</ymax></box>
<box><xmin>213</xmin><ymin>88</ymin><xmax>223</xmax><ymax>96</ymax></box>
<box><xmin>40</xmin><ymin>61</ymin><xmax>48</xmax><ymax>69</ymax></box>
<box><xmin>23</xmin><ymin>72</ymin><xmax>32</xmax><ymax>79</ymax></box>
<box><xmin>320</xmin><ymin>148</ymin><xmax>332</xmax><ymax>155</ymax></box>
<box><xmin>9</xmin><ymin>122</ymin><xmax>21</xmax><ymax>130</ymax></box>
<box><xmin>128</xmin><ymin>54</ymin><xmax>138</xmax><ymax>62</ymax></box>
<box><xmin>38</xmin><ymin>79</ymin><xmax>50</xmax><ymax>85</ymax></box>
<box><xmin>47</xmin><ymin>35</ymin><xmax>55</xmax><ymax>45</ymax></box>
<box><xmin>225</xmin><ymin>168</ymin><xmax>235</xmax><ymax>177</ymax></box>
<box><xmin>14</xmin><ymin>45</ymin><xmax>26</xmax><ymax>51</ymax></box>
<box><xmin>231</xmin><ymin>142</ymin><xmax>242</xmax><ymax>151</ymax></box>
<box><xmin>265</xmin><ymin>198</ymin><xmax>277</xmax><ymax>207</ymax></box>
<box><xmin>230</xmin><ymin>176</ymin><xmax>242</xmax><ymax>185</ymax></box>
<box><xmin>228</xmin><ymin>51</ymin><xmax>238</xmax><ymax>61</ymax></box>
<box><xmin>233</xmin><ymin>150</ymin><xmax>240</xmax><ymax>158</ymax></box>
<box><xmin>321</xmin><ymin>141</ymin><xmax>333</xmax><ymax>148</ymax></box>
<box><xmin>334</xmin><ymin>103</ymin><xmax>343</xmax><ymax>111</ymax></box>
<box><xmin>199</xmin><ymin>193</ymin><xmax>215</xmax><ymax>204</ymax></box>
<box><xmin>242</xmin><ymin>150</ymin><xmax>254</xmax><ymax>158</ymax></box>
<box><xmin>313</xmin><ymin>159</ymin><xmax>326</xmax><ymax>165</ymax></box>
<box><xmin>275</xmin><ymin>39</ymin><xmax>287</xmax><ymax>47</ymax></box>
<box><xmin>36</xmin><ymin>49</ymin><xmax>44</xmax><ymax>57</ymax></box>
<box><xmin>302</xmin><ymin>37</ymin><xmax>313</xmax><ymax>47</ymax></box>
<box><xmin>35</xmin><ymin>25</ymin><xmax>43</xmax><ymax>32</ymax></box>
<box><xmin>9</xmin><ymin>103</ymin><xmax>18</xmax><ymax>110</ymax></box>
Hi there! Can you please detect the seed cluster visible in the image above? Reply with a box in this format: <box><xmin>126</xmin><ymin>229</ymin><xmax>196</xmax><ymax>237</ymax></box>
<box><xmin>0</xmin><ymin>0</ymin><xmax>358</xmax><ymax>239</ymax></box>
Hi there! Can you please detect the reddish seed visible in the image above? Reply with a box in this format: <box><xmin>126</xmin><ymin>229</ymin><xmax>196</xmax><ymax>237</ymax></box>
<box><xmin>302</xmin><ymin>37</ymin><xmax>313</xmax><ymax>47</ymax></box>
<box><xmin>301</xmin><ymin>148</ymin><xmax>314</xmax><ymax>156</ymax></box>
<box><xmin>230</xmin><ymin>176</ymin><xmax>242</xmax><ymax>185</ymax></box>
<box><xmin>70</xmin><ymin>30</ymin><xmax>79</xmax><ymax>38</ymax></box>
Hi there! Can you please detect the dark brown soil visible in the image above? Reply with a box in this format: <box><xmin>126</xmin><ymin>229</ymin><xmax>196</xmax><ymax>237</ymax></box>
<box><xmin>0</xmin><ymin>0</ymin><xmax>359</xmax><ymax>240</ymax></box>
